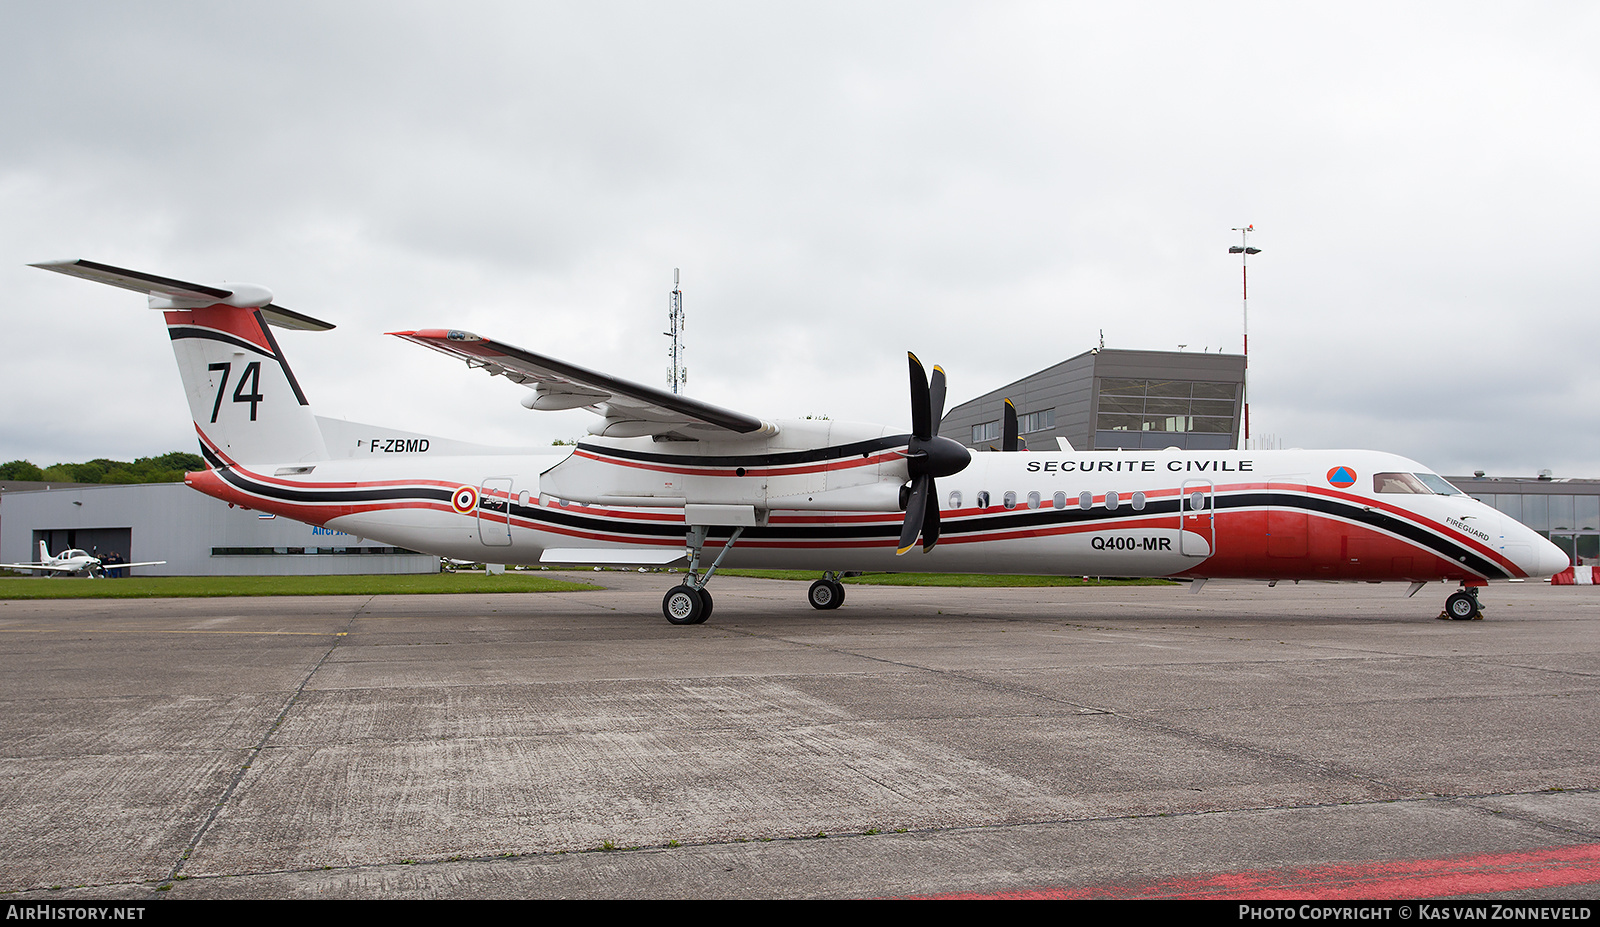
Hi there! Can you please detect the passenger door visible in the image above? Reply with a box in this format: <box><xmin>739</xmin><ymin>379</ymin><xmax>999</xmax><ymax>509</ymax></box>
<box><xmin>478</xmin><ymin>477</ymin><xmax>513</xmax><ymax>547</ymax></box>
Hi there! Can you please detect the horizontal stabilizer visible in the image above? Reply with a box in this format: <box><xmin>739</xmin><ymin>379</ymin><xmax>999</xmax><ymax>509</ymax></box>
<box><xmin>31</xmin><ymin>259</ymin><xmax>335</xmax><ymax>331</ymax></box>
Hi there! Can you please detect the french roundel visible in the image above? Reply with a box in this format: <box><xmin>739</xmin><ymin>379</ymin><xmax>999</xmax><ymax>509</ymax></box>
<box><xmin>1327</xmin><ymin>466</ymin><xmax>1357</xmax><ymax>489</ymax></box>
<box><xmin>451</xmin><ymin>485</ymin><xmax>479</xmax><ymax>514</ymax></box>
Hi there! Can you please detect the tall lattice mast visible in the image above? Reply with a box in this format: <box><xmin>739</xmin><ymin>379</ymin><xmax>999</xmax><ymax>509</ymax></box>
<box><xmin>666</xmin><ymin>268</ymin><xmax>687</xmax><ymax>394</ymax></box>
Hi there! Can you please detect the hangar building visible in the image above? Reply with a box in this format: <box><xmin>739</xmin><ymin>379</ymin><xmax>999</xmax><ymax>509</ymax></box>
<box><xmin>940</xmin><ymin>348</ymin><xmax>1247</xmax><ymax>452</ymax></box>
<box><xmin>0</xmin><ymin>481</ymin><xmax>437</xmax><ymax>576</ymax></box>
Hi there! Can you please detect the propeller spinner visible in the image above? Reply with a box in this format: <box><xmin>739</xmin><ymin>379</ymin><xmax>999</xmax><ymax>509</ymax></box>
<box><xmin>898</xmin><ymin>353</ymin><xmax>972</xmax><ymax>555</ymax></box>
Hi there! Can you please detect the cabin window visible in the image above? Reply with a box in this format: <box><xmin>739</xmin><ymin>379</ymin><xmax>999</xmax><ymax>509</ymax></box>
<box><xmin>1027</xmin><ymin>491</ymin><xmax>1041</xmax><ymax>510</ymax></box>
<box><xmin>1053</xmin><ymin>491</ymin><xmax>1067</xmax><ymax>509</ymax></box>
<box><xmin>1079</xmin><ymin>491</ymin><xmax>1093</xmax><ymax>510</ymax></box>
<box><xmin>1105</xmin><ymin>490</ymin><xmax>1120</xmax><ymax>511</ymax></box>
<box><xmin>948</xmin><ymin>490</ymin><xmax>962</xmax><ymax>509</ymax></box>
<box><xmin>977</xmin><ymin>490</ymin><xmax>991</xmax><ymax>509</ymax></box>
<box><xmin>1131</xmin><ymin>491</ymin><xmax>1147</xmax><ymax>511</ymax></box>
<box><xmin>1003</xmin><ymin>491</ymin><xmax>1018</xmax><ymax>510</ymax></box>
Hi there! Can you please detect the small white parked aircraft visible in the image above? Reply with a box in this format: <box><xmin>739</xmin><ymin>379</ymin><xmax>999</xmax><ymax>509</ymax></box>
<box><xmin>0</xmin><ymin>540</ymin><xmax>165</xmax><ymax>578</ymax></box>
<box><xmin>30</xmin><ymin>259</ymin><xmax>1569</xmax><ymax>623</ymax></box>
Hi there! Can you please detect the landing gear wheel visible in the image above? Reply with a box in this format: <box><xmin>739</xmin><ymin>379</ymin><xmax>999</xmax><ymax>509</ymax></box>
<box><xmin>808</xmin><ymin>579</ymin><xmax>845</xmax><ymax>610</ymax></box>
<box><xmin>663</xmin><ymin>585</ymin><xmax>705</xmax><ymax>625</ymax></box>
<box><xmin>1444</xmin><ymin>590</ymin><xmax>1481</xmax><ymax>621</ymax></box>
<box><xmin>694</xmin><ymin>588</ymin><xmax>713</xmax><ymax>623</ymax></box>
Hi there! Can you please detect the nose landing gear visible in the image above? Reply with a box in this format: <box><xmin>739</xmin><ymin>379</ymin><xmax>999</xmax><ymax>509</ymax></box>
<box><xmin>1441</xmin><ymin>586</ymin><xmax>1483</xmax><ymax>621</ymax></box>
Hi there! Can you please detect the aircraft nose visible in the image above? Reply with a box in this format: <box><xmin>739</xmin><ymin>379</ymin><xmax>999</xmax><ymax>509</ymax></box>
<box><xmin>1534</xmin><ymin>536</ymin><xmax>1571</xmax><ymax>578</ymax></box>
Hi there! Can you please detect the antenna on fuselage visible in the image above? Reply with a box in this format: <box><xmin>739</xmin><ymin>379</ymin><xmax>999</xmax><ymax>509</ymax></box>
<box><xmin>666</xmin><ymin>268</ymin><xmax>687</xmax><ymax>395</ymax></box>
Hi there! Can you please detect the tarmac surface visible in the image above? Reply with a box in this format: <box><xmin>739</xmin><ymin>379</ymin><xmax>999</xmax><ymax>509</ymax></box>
<box><xmin>0</xmin><ymin>573</ymin><xmax>1596</xmax><ymax>900</ymax></box>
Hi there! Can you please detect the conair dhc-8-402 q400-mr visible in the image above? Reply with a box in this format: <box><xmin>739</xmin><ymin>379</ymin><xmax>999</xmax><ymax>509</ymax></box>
<box><xmin>30</xmin><ymin>259</ymin><xmax>1569</xmax><ymax>624</ymax></box>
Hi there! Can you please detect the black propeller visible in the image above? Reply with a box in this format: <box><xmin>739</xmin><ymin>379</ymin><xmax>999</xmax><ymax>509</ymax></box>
<box><xmin>987</xmin><ymin>398</ymin><xmax>1027</xmax><ymax>452</ymax></box>
<box><xmin>1003</xmin><ymin>398</ymin><xmax>1026</xmax><ymax>452</ymax></box>
<box><xmin>898</xmin><ymin>353</ymin><xmax>972</xmax><ymax>555</ymax></box>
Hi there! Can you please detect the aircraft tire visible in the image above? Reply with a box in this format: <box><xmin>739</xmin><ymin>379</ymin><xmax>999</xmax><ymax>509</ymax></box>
<box><xmin>695</xmin><ymin>588</ymin><xmax>713</xmax><ymax>623</ymax></box>
<box><xmin>808</xmin><ymin>579</ymin><xmax>845</xmax><ymax>610</ymax></box>
<box><xmin>663</xmin><ymin>585</ymin><xmax>705</xmax><ymax>625</ymax></box>
<box><xmin>1445</xmin><ymin>591</ymin><xmax>1480</xmax><ymax>620</ymax></box>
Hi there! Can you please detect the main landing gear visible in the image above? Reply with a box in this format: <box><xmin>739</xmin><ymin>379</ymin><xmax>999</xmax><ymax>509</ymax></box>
<box><xmin>658</xmin><ymin>526</ymin><xmax>851</xmax><ymax>624</ymax></box>
<box><xmin>808</xmin><ymin>572</ymin><xmax>846</xmax><ymax>610</ymax></box>
<box><xmin>661</xmin><ymin>525</ymin><xmax>742</xmax><ymax>625</ymax></box>
<box><xmin>1441</xmin><ymin>585</ymin><xmax>1484</xmax><ymax>621</ymax></box>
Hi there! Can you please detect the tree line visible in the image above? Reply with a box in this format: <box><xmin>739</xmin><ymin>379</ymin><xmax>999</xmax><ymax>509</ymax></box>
<box><xmin>0</xmin><ymin>452</ymin><xmax>206</xmax><ymax>485</ymax></box>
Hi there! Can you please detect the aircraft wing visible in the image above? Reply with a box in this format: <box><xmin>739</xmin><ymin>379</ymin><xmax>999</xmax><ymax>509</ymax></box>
<box><xmin>0</xmin><ymin>562</ymin><xmax>80</xmax><ymax>572</ymax></box>
<box><xmin>390</xmin><ymin>329</ymin><xmax>774</xmax><ymax>440</ymax></box>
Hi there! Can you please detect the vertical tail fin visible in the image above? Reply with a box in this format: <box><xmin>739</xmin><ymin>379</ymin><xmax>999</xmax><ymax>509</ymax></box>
<box><xmin>39</xmin><ymin>540</ymin><xmax>49</xmax><ymax>563</ymax></box>
<box><xmin>31</xmin><ymin>260</ymin><xmax>333</xmax><ymax>466</ymax></box>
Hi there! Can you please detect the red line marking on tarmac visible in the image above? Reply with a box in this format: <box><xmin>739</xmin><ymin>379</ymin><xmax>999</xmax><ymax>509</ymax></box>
<box><xmin>914</xmin><ymin>843</ymin><xmax>1600</xmax><ymax>900</ymax></box>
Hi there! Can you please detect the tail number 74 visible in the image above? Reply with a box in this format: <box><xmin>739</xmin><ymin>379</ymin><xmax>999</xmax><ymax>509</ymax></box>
<box><xmin>207</xmin><ymin>362</ymin><xmax>264</xmax><ymax>422</ymax></box>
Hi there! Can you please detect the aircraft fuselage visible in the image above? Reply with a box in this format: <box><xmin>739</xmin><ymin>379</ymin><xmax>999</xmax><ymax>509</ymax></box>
<box><xmin>184</xmin><ymin>443</ymin><xmax>1561</xmax><ymax>585</ymax></box>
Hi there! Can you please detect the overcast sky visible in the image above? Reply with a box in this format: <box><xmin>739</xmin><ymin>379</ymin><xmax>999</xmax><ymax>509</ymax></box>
<box><xmin>2</xmin><ymin>1</ymin><xmax>1596</xmax><ymax>477</ymax></box>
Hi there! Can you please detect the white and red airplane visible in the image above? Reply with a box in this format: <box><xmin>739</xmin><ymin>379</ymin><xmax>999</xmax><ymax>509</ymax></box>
<box><xmin>30</xmin><ymin>259</ymin><xmax>1568</xmax><ymax>623</ymax></box>
<box><xmin>0</xmin><ymin>540</ymin><xmax>165</xmax><ymax>578</ymax></box>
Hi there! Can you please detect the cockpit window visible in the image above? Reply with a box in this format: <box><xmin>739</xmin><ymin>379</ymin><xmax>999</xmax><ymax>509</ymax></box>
<box><xmin>1414</xmin><ymin>473</ymin><xmax>1461</xmax><ymax>495</ymax></box>
<box><xmin>1373</xmin><ymin>472</ymin><xmax>1432</xmax><ymax>494</ymax></box>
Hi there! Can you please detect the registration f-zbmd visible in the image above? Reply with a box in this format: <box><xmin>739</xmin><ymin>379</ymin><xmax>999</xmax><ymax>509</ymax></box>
<box><xmin>32</xmin><ymin>259</ymin><xmax>1569</xmax><ymax>623</ymax></box>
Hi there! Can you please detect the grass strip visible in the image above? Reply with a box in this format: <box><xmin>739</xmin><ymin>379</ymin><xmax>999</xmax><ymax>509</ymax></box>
<box><xmin>0</xmin><ymin>573</ymin><xmax>599</xmax><ymax>599</ymax></box>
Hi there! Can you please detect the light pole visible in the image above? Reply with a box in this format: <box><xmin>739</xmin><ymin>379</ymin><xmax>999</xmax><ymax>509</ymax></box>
<box><xmin>1228</xmin><ymin>226</ymin><xmax>1261</xmax><ymax>450</ymax></box>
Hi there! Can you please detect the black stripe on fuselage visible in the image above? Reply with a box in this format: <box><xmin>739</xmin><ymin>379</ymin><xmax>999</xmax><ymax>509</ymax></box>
<box><xmin>918</xmin><ymin>490</ymin><xmax>1507</xmax><ymax>579</ymax></box>
<box><xmin>578</xmin><ymin>434</ymin><xmax>913</xmax><ymax>469</ymax></box>
<box><xmin>199</xmin><ymin>442</ymin><xmax>226</xmax><ymax>470</ymax></box>
<box><xmin>213</xmin><ymin>466</ymin><xmax>454</xmax><ymax>506</ymax></box>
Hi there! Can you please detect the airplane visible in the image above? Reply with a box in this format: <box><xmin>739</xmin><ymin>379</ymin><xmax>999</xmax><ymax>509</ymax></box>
<box><xmin>0</xmin><ymin>540</ymin><xmax>165</xmax><ymax>578</ymax></box>
<box><xmin>29</xmin><ymin>258</ymin><xmax>1569</xmax><ymax>624</ymax></box>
